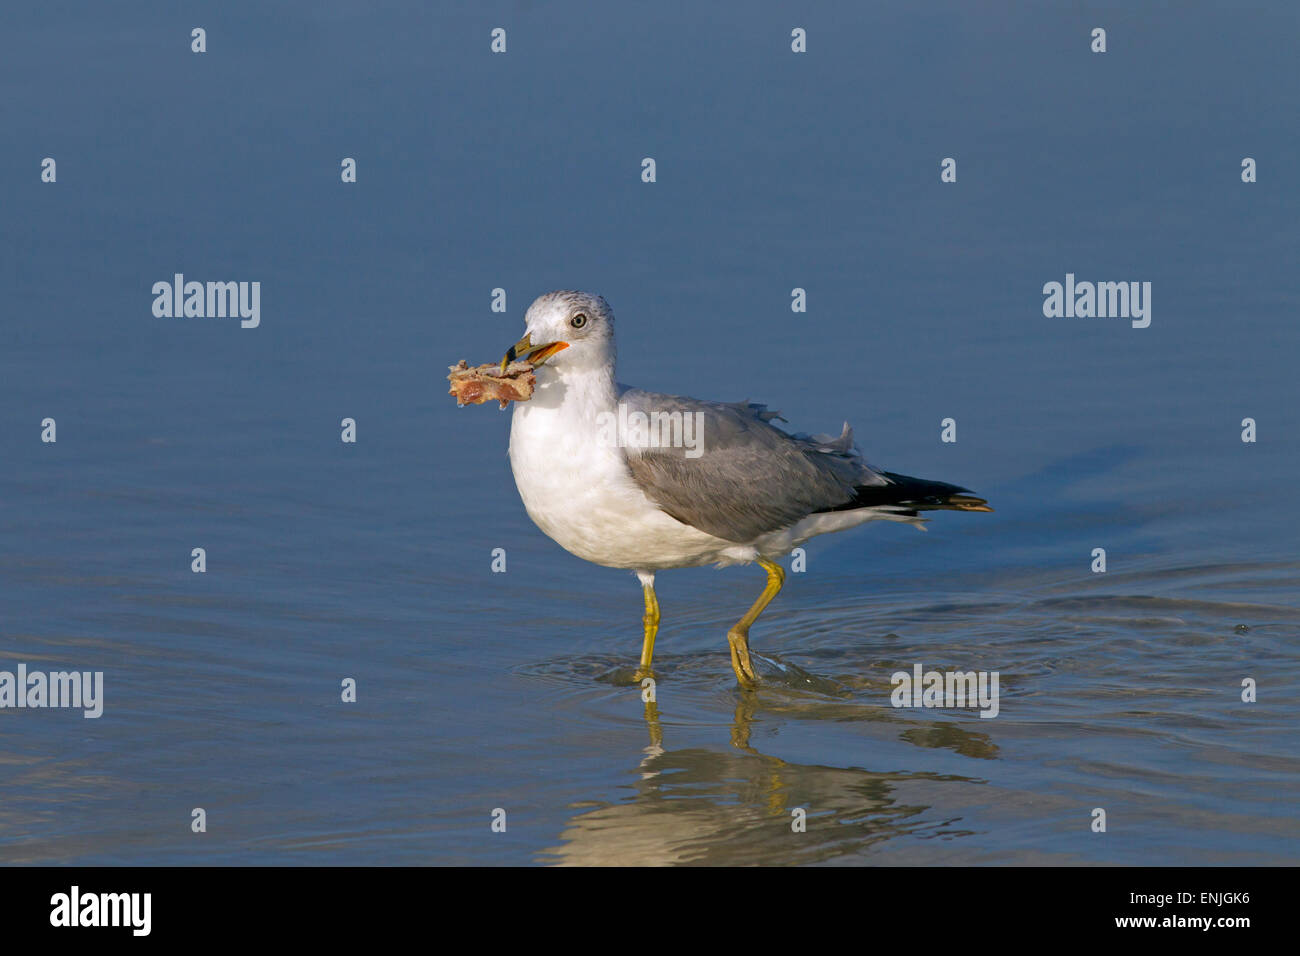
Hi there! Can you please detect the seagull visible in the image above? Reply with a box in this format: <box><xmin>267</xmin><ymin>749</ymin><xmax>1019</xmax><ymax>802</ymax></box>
<box><xmin>500</xmin><ymin>291</ymin><xmax>991</xmax><ymax>688</ymax></box>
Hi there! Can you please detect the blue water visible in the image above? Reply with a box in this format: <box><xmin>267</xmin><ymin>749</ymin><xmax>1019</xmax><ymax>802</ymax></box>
<box><xmin>2</xmin><ymin>1</ymin><xmax>1297</xmax><ymax>864</ymax></box>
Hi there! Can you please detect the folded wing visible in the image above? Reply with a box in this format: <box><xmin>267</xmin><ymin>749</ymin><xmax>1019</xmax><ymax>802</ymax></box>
<box><xmin>617</xmin><ymin>388</ymin><xmax>889</xmax><ymax>543</ymax></box>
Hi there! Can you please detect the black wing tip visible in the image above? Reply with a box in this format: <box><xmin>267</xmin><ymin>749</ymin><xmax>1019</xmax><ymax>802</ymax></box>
<box><xmin>817</xmin><ymin>471</ymin><xmax>993</xmax><ymax>516</ymax></box>
<box><xmin>939</xmin><ymin>494</ymin><xmax>994</xmax><ymax>513</ymax></box>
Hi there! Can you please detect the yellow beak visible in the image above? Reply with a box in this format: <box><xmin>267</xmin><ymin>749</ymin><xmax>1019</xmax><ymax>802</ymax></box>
<box><xmin>501</xmin><ymin>334</ymin><xmax>569</xmax><ymax>373</ymax></box>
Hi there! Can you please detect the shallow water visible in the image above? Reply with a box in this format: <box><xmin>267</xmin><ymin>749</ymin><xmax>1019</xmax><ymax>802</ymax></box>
<box><xmin>2</xmin><ymin>1</ymin><xmax>1298</xmax><ymax>865</ymax></box>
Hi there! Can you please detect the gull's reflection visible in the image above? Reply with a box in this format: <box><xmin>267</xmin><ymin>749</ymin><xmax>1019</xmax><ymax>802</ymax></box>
<box><xmin>541</xmin><ymin>694</ymin><xmax>993</xmax><ymax>865</ymax></box>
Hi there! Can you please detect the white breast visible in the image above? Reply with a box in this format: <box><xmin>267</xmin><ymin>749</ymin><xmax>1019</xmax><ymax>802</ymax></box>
<box><xmin>507</xmin><ymin>371</ymin><xmax>738</xmax><ymax>569</ymax></box>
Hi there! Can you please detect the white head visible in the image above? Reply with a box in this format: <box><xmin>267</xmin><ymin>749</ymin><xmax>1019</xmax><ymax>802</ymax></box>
<box><xmin>502</xmin><ymin>291</ymin><xmax>617</xmax><ymax>377</ymax></box>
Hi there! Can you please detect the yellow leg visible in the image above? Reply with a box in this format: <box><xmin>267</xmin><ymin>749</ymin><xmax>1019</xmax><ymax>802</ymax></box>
<box><xmin>727</xmin><ymin>558</ymin><xmax>785</xmax><ymax>688</ymax></box>
<box><xmin>634</xmin><ymin>580</ymin><xmax>660</xmax><ymax>681</ymax></box>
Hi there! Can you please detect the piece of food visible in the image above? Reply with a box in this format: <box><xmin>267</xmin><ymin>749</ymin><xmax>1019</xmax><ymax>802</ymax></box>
<box><xmin>447</xmin><ymin>360</ymin><xmax>537</xmax><ymax>409</ymax></box>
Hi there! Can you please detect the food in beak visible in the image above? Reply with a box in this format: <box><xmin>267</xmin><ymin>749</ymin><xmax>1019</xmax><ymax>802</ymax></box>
<box><xmin>447</xmin><ymin>360</ymin><xmax>537</xmax><ymax>409</ymax></box>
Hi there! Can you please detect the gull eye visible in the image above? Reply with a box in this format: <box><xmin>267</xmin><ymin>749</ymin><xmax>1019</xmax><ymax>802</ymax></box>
<box><xmin>570</xmin><ymin>313</ymin><xmax>587</xmax><ymax>329</ymax></box>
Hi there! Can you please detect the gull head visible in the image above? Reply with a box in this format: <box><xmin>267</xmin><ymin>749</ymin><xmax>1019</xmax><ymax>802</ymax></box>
<box><xmin>501</xmin><ymin>291</ymin><xmax>616</xmax><ymax>376</ymax></box>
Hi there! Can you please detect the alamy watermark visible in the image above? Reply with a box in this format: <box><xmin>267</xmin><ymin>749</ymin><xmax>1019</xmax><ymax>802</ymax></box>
<box><xmin>1042</xmin><ymin>273</ymin><xmax>1151</xmax><ymax>328</ymax></box>
<box><xmin>890</xmin><ymin>663</ymin><xmax>999</xmax><ymax>718</ymax></box>
<box><xmin>596</xmin><ymin>404</ymin><xmax>706</xmax><ymax>458</ymax></box>
<box><xmin>152</xmin><ymin>274</ymin><xmax>260</xmax><ymax>328</ymax></box>
<box><xmin>50</xmin><ymin>886</ymin><xmax>150</xmax><ymax>936</ymax></box>
<box><xmin>0</xmin><ymin>663</ymin><xmax>103</xmax><ymax>718</ymax></box>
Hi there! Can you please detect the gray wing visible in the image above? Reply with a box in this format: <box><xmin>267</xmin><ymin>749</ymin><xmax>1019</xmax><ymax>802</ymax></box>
<box><xmin>617</xmin><ymin>387</ymin><xmax>889</xmax><ymax>543</ymax></box>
